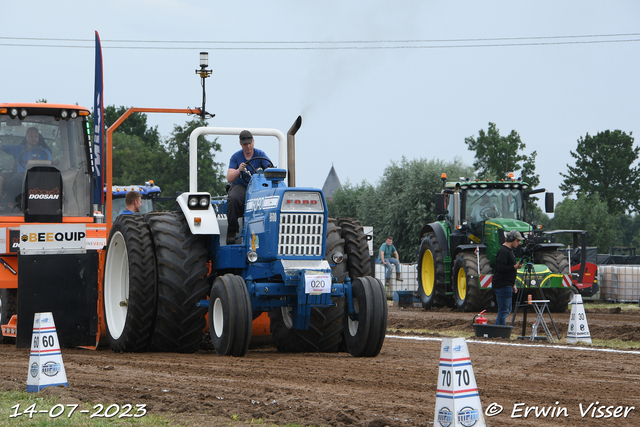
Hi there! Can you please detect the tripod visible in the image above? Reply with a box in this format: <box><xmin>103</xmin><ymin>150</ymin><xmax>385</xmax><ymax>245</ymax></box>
<box><xmin>510</xmin><ymin>261</ymin><xmax>560</xmax><ymax>341</ymax></box>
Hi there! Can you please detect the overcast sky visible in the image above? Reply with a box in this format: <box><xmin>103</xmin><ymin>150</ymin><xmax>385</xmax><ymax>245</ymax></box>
<box><xmin>2</xmin><ymin>1</ymin><xmax>639</xmax><ymax>213</ymax></box>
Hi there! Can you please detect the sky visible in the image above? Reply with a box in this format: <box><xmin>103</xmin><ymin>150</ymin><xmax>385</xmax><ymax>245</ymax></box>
<box><xmin>2</xmin><ymin>1</ymin><xmax>639</xmax><ymax>213</ymax></box>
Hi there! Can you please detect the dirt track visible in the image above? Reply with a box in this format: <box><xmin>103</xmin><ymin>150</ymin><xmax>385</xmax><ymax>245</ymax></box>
<box><xmin>2</xmin><ymin>305</ymin><xmax>640</xmax><ymax>427</ymax></box>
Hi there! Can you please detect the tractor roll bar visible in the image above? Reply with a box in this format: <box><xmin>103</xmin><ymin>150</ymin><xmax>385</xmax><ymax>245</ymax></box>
<box><xmin>188</xmin><ymin>127</ymin><xmax>286</xmax><ymax>193</ymax></box>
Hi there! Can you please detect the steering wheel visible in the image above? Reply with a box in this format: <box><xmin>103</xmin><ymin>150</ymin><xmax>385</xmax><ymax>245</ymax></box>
<box><xmin>480</xmin><ymin>205</ymin><xmax>499</xmax><ymax>219</ymax></box>
<box><xmin>18</xmin><ymin>147</ymin><xmax>49</xmax><ymax>169</ymax></box>
<box><xmin>240</xmin><ymin>156</ymin><xmax>274</xmax><ymax>184</ymax></box>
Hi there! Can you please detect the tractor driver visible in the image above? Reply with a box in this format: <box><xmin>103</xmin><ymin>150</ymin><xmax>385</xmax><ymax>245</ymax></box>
<box><xmin>470</xmin><ymin>194</ymin><xmax>499</xmax><ymax>222</ymax></box>
<box><xmin>0</xmin><ymin>127</ymin><xmax>52</xmax><ymax>206</ymax></box>
<box><xmin>226</xmin><ymin>130</ymin><xmax>272</xmax><ymax>245</ymax></box>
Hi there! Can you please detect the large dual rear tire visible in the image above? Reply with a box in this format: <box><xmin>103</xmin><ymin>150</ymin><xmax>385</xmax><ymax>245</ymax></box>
<box><xmin>103</xmin><ymin>215</ymin><xmax>157</xmax><ymax>352</ymax></box>
<box><xmin>209</xmin><ymin>274</ymin><xmax>252</xmax><ymax>357</ymax></box>
<box><xmin>146</xmin><ymin>211</ymin><xmax>210</xmax><ymax>353</ymax></box>
<box><xmin>337</xmin><ymin>218</ymin><xmax>372</xmax><ymax>279</ymax></box>
<box><xmin>344</xmin><ymin>276</ymin><xmax>387</xmax><ymax>357</ymax></box>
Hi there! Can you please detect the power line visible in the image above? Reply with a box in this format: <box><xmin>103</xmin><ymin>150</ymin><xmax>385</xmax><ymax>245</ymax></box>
<box><xmin>1</xmin><ymin>39</ymin><xmax>639</xmax><ymax>50</ymax></box>
<box><xmin>0</xmin><ymin>34</ymin><xmax>639</xmax><ymax>50</ymax></box>
<box><xmin>1</xmin><ymin>32</ymin><xmax>640</xmax><ymax>44</ymax></box>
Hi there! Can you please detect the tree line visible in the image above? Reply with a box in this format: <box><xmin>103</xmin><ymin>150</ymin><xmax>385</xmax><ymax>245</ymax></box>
<box><xmin>96</xmin><ymin>110</ymin><xmax>638</xmax><ymax>259</ymax></box>
<box><xmin>329</xmin><ymin>123</ymin><xmax>639</xmax><ymax>261</ymax></box>
<box><xmin>98</xmin><ymin>106</ymin><xmax>226</xmax><ymax>199</ymax></box>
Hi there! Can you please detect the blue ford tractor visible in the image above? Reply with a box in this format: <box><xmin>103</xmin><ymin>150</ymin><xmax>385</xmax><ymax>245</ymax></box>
<box><xmin>102</xmin><ymin>120</ymin><xmax>386</xmax><ymax>357</ymax></box>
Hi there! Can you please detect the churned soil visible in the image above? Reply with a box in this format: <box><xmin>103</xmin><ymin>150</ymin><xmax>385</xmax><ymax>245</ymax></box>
<box><xmin>1</xmin><ymin>304</ymin><xmax>639</xmax><ymax>427</ymax></box>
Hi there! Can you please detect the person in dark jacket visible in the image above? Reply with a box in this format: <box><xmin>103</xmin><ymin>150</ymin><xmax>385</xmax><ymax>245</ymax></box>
<box><xmin>493</xmin><ymin>230</ymin><xmax>524</xmax><ymax>325</ymax></box>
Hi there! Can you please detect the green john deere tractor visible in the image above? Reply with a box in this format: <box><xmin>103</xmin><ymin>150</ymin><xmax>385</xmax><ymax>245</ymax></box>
<box><xmin>417</xmin><ymin>174</ymin><xmax>575</xmax><ymax>313</ymax></box>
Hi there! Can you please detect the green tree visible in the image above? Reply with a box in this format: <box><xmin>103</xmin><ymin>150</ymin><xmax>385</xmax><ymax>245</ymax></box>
<box><xmin>464</xmin><ymin>122</ymin><xmax>539</xmax><ymax>187</ymax></box>
<box><xmin>160</xmin><ymin>117</ymin><xmax>225</xmax><ymax>197</ymax></box>
<box><xmin>560</xmin><ymin>130</ymin><xmax>640</xmax><ymax>215</ymax></box>
<box><xmin>551</xmin><ymin>195</ymin><xmax>620</xmax><ymax>253</ymax></box>
<box><xmin>112</xmin><ymin>133</ymin><xmax>169</xmax><ymax>186</ymax></box>
<box><xmin>329</xmin><ymin>157</ymin><xmax>474</xmax><ymax>263</ymax></box>
<box><xmin>104</xmin><ymin>105</ymin><xmax>161</xmax><ymax>148</ymax></box>
<box><xmin>328</xmin><ymin>181</ymin><xmax>377</xmax><ymax>220</ymax></box>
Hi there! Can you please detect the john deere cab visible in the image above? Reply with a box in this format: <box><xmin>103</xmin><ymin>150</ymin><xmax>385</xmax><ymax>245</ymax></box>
<box><xmin>417</xmin><ymin>173</ymin><xmax>575</xmax><ymax>313</ymax></box>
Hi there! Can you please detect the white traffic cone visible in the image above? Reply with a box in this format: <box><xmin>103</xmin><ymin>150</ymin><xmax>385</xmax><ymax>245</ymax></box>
<box><xmin>26</xmin><ymin>312</ymin><xmax>68</xmax><ymax>392</ymax></box>
<box><xmin>566</xmin><ymin>294</ymin><xmax>592</xmax><ymax>344</ymax></box>
<box><xmin>435</xmin><ymin>337</ymin><xmax>486</xmax><ymax>427</ymax></box>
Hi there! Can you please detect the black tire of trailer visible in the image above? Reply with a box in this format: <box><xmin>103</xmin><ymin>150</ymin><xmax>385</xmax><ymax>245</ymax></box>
<box><xmin>536</xmin><ymin>251</ymin><xmax>574</xmax><ymax>312</ymax></box>
<box><xmin>417</xmin><ymin>232</ymin><xmax>449</xmax><ymax>309</ymax></box>
<box><xmin>452</xmin><ymin>252</ymin><xmax>494</xmax><ymax>312</ymax></box>
<box><xmin>0</xmin><ymin>288</ymin><xmax>17</xmax><ymax>344</ymax></box>
<box><xmin>337</xmin><ymin>218</ymin><xmax>372</xmax><ymax>279</ymax></box>
<box><xmin>145</xmin><ymin>211</ymin><xmax>210</xmax><ymax>353</ymax></box>
<box><xmin>209</xmin><ymin>274</ymin><xmax>252</xmax><ymax>357</ymax></box>
<box><xmin>103</xmin><ymin>215</ymin><xmax>157</xmax><ymax>352</ymax></box>
<box><xmin>344</xmin><ymin>276</ymin><xmax>387</xmax><ymax>357</ymax></box>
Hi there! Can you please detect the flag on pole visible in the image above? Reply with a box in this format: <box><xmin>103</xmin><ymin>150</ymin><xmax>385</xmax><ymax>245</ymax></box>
<box><xmin>92</xmin><ymin>31</ymin><xmax>104</xmax><ymax>205</ymax></box>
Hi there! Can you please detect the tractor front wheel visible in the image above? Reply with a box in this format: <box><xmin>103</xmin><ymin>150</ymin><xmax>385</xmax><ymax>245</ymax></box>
<box><xmin>417</xmin><ymin>232</ymin><xmax>448</xmax><ymax>309</ymax></box>
<box><xmin>452</xmin><ymin>252</ymin><xmax>493</xmax><ymax>312</ymax></box>
<box><xmin>209</xmin><ymin>274</ymin><xmax>252</xmax><ymax>357</ymax></box>
<box><xmin>103</xmin><ymin>215</ymin><xmax>157</xmax><ymax>352</ymax></box>
<box><xmin>344</xmin><ymin>276</ymin><xmax>387</xmax><ymax>357</ymax></box>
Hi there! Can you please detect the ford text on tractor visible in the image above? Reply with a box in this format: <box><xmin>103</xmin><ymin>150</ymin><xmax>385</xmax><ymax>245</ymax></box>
<box><xmin>0</xmin><ymin>103</ymin><xmax>106</xmax><ymax>346</ymax></box>
<box><xmin>417</xmin><ymin>173</ymin><xmax>576</xmax><ymax>313</ymax></box>
<box><xmin>102</xmin><ymin>120</ymin><xmax>386</xmax><ymax>357</ymax></box>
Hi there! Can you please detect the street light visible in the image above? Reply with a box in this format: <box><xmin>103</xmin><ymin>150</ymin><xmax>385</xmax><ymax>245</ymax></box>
<box><xmin>195</xmin><ymin>52</ymin><xmax>214</xmax><ymax>119</ymax></box>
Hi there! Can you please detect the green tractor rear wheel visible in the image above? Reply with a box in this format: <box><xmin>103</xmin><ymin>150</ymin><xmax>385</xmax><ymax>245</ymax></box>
<box><xmin>452</xmin><ymin>252</ymin><xmax>493</xmax><ymax>312</ymax></box>
<box><xmin>536</xmin><ymin>251</ymin><xmax>573</xmax><ymax>312</ymax></box>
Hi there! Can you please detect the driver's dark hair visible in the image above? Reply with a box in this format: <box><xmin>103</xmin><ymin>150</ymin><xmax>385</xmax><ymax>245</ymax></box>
<box><xmin>125</xmin><ymin>191</ymin><xmax>141</xmax><ymax>206</ymax></box>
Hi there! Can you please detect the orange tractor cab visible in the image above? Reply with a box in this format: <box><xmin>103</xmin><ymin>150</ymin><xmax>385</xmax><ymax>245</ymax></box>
<box><xmin>0</xmin><ymin>103</ymin><xmax>106</xmax><ymax>346</ymax></box>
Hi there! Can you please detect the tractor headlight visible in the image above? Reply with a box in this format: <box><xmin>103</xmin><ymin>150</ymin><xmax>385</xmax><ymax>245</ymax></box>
<box><xmin>19</xmin><ymin>108</ymin><xmax>27</xmax><ymax>119</ymax></box>
<box><xmin>60</xmin><ymin>109</ymin><xmax>68</xmax><ymax>119</ymax></box>
<box><xmin>186</xmin><ymin>194</ymin><xmax>211</xmax><ymax>210</ymax></box>
<box><xmin>9</xmin><ymin>108</ymin><xmax>18</xmax><ymax>118</ymax></box>
<box><xmin>331</xmin><ymin>251</ymin><xmax>344</xmax><ymax>264</ymax></box>
<box><xmin>247</xmin><ymin>251</ymin><xmax>258</xmax><ymax>263</ymax></box>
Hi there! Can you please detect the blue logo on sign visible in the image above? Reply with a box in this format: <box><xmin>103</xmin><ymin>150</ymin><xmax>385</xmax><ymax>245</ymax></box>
<box><xmin>437</xmin><ymin>407</ymin><xmax>453</xmax><ymax>427</ymax></box>
<box><xmin>457</xmin><ymin>407</ymin><xmax>479</xmax><ymax>426</ymax></box>
<box><xmin>30</xmin><ymin>362</ymin><xmax>39</xmax><ymax>378</ymax></box>
<box><xmin>42</xmin><ymin>361</ymin><xmax>60</xmax><ymax>377</ymax></box>
<box><xmin>443</xmin><ymin>346</ymin><xmax>450</xmax><ymax>352</ymax></box>
<box><xmin>454</xmin><ymin>345</ymin><xmax>462</xmax><ymax>352</ymax></box>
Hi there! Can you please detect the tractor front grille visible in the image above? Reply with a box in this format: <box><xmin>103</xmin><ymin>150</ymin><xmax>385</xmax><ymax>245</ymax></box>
<box><xmin>278</xmin><ymin>213</ymin><xmax>324</xmax><ymax>256</ymax></box>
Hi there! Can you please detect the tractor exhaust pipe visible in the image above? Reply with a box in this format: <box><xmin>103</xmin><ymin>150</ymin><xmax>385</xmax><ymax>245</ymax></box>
<box><xmin>287</xmin><ymin>116</ymin><xmax>302</xmax><ymax>187</ymax></box>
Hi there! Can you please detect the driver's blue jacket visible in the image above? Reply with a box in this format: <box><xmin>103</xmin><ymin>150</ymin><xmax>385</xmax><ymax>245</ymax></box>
<box><xmin>228</xmin><ymin>148</ymin><xmax>271</xmax><ymax>187</ymax></box>
<box><xmin>1</xmin><ymin>144</ymin><xmax>52</xmax><ymax>173</ymax></box>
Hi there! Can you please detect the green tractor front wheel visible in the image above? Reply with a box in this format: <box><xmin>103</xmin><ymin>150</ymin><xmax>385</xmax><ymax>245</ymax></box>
<box><xmin>417</xmin><ymin>232</ymin><xmax>448</xmax><ymax>309</ymax></box>
<box><xmin>452</xmin><ymin>252</ymin><xmax>493</xmax><ymax>312</ymax></box>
